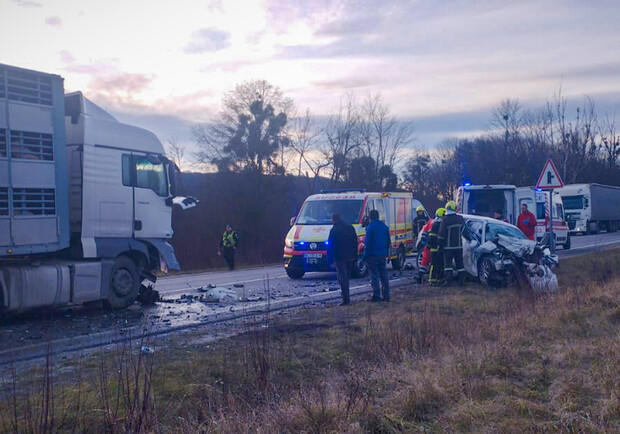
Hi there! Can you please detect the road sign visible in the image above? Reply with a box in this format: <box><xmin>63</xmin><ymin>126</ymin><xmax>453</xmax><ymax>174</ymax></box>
<box><xmin>536</xmin><ymin>159</ymin><xmax>564</xmax><ymax>190</ymax></box>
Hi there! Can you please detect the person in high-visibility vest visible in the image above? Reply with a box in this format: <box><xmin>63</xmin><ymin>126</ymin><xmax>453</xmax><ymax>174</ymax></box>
<box><xmin>428</xmin><ymin>208</ymin><xmax>445</xmax><ymax>286</ymax></box>
<box><xmin>218</xmin><ymin>224</ymin><xmax>239</xmax><ymax>271</ymax></box>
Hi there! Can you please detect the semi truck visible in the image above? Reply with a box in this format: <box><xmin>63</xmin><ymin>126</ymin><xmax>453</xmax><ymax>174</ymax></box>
<box><xmin>557</xmin><ymin>183</ymin><xmax>620</xmax><ymax>234</ymax></box>
<box><xmin>283</xmin><ymin>190</ymin><xmax>415</xmax><ymax>279</ymax></box>
<box><xmin>0</xmin><ymin>63</ymin><xmax>193</xmax><ymax>313</ymax></box>
<box><xmin>455</xmin><ymin>184</ymin><xmax>570</xmax><ymax>249</ymax></box>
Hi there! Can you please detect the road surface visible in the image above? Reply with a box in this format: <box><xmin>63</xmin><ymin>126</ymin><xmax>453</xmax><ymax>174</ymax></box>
<box><xmin>1</xmin><ymin>231</ymin><xmax>620</xmax><ymax>365</ymax></box>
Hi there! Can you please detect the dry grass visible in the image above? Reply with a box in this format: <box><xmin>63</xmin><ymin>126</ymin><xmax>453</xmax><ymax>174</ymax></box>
<box><xmin>4</xmin><ymin>249</ymin><xmax>620</xmax><ymax>432</ymax></box>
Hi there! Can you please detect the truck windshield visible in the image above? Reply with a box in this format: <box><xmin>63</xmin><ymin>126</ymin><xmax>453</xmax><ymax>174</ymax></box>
<box><xmin>296</xmin><ymin>200</ymin><xmax>363</xmax><ymax>225</ymax></box>
<box><xmin>562</xmin><ymin>195</ymin><xmax>584</xmax><ymax>210</ymax></box>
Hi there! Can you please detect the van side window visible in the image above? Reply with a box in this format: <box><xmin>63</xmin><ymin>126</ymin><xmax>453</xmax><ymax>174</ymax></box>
<box><xmin>122</xmin><ymin>154</ymin><xmax>132</xmax><ymax>187</ymax></box>
<box><xmin>374</xmin><ymin>199</ymin><xmax>386</xmax><ymax>221</ymax></box>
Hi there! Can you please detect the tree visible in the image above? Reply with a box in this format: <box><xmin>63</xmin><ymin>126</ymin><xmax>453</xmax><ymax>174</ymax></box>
<box><xmin>193</xmin><ymin>80</ymin><xmax>294</xmax><ymax>174</ymax></box>
<box><xmin>165</xmin><ymin>137</ymin><xmax>185</xmax><ymax>171</ymax></box>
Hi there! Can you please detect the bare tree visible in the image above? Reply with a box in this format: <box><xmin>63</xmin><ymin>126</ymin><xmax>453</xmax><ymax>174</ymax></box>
<box><xmin>359</xmin><ymin>93</ymin><xmax>415</xmax><ymax>176</ymax></box>
<box><xmin>165</xmin><ymin>137</ymin><xmax>185</xmax><ymax>171</ymax></box>
<box><xmin>600</xmin><ymin>113</ymin><xmax>620</xmax><ymax>168</ymax></box>
<box><xmin>322</xmin><ymin>94</ymin><xmax>363</xmax><ymax>186</ymax></box>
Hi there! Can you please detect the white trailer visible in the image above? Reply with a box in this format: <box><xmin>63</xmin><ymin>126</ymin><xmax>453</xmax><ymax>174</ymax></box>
<box><xmin>0</xmin><ymin>64</ymin><xmax>194</xmax><ymax>313</ymax></box>
<box><xmin>557</xmin><ymin>184</ymin><xmax>620</xmax><ymax>234</ymax></box>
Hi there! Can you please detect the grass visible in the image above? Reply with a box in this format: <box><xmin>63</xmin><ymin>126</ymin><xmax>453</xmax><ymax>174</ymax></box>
<box><xmin>4</xmin><ymin>249</ymin><xmax>620</xmax><ymax>432</ymax></box>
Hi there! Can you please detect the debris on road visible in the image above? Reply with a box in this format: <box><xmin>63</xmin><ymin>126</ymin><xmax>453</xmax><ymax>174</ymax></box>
<box><xmin>201</xmin><ymin>287</ymin><xmax>238</xmax><ymax>303</ymax></box>
<box><xmin>140</xmin><ymin>345</ymin><xmax>155</xmax><ymax>355</ymax></box>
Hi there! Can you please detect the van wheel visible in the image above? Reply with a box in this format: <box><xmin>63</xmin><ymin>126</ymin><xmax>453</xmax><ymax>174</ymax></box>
<box><xmin>563</xmin><ymin>233</ymin><xmax>571</xmax><ymax>250</ymax></box>
<box><xmin>391</xmin><ymin>246</ymin><xmax>406</xmax><ymax>270</ymax></box>
<box><xmin>286</xmin><ymin>268</ymin><xmax>305</xmax><ymax>279</ymax></box>
<box><xmin>104</xmin><ymin>256</ymin><xmax>140</xmax><ymax>309</ymax></box>
<box><xmin>353</xmin><ymin>256</ymin><xmax>368</xmax><ymax>278</ymax></box>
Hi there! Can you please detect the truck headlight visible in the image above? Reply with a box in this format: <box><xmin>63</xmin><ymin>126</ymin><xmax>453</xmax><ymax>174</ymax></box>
<box><xmin>285</xmin><ymin>239</ymin><xmax>294</xmax><ymax>248</ymax></box>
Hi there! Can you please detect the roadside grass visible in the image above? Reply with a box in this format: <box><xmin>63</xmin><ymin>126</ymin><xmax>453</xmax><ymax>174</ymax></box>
<box><xmin>3</xmin><ymin>249</ymin><xmax>620</xmax><ymax>432</ymax></box>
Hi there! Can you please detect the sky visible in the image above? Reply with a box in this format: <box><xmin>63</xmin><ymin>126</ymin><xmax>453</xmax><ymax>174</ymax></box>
<box><xmin>2</xmin><ymin>0</ymin><xmax>620</xmax><ymax>166</ymax></box>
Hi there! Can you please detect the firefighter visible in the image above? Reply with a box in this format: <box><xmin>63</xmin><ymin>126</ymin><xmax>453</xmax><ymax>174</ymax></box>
<box><xmin>218</xmin><ymin>224</ymin><xmax>239</xmax><ymax>271</ymax></box>
<box><xmin>439</xmin><ymin>201</ymin><xmax>466</xmax><ymax>286</ymax></box>
<box><xmin>413</xmin><ymin>205</ymin><xmax>428</xmax><ymax>235</ymax></box>
<box><xmin>415</xmin><ymin>211</ymin><xmax>437</xmax><ymax>283</ymax></box>
<box><xmin>428</xmin><ymin>208</ymin><xmax>445</xmax><ymax>286</ymax></box>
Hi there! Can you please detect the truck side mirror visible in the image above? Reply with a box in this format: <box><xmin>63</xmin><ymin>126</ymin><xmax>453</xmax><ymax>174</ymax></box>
<box><xmin>362</xmin><ymin>216</ymin><xmax>370</xmax><ymax>228</ymax></box>
<box><xmin>290</xmin><ymin>216</ymin><xmax>296</xmax><ymax>226</ymax></box>
<box><xmin>163</xmin><ymin>157</ymin><xmax>180</xmax><ymax>197</ymax></box>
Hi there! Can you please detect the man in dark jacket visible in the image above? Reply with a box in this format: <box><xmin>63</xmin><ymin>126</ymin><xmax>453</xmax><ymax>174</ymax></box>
<box><xmin>414</xmin><ymin>205</ymin><xmax>429</xmax><ymax>235</ymax></box>
<box><xmin>328</xmin><ymin>213</ymin><xmax>358</xmax><ymax>306</ymax></box>
<box><xmin>364</xmin><ymin>209</ymin><xmax>391</xmax><ymax>302</ymax></box>
<box><xmin>428</xmin><ymin>208</ymin><xmax>445</xmax><ymax>286</ymax></box>
<box><xmin>439</xmin><ymin>201</ymin><xmax>466</xmax><ymax>286</ymax></box>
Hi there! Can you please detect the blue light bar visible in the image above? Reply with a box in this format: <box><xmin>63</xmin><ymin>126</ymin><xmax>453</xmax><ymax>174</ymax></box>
<box><xmin>464</xmin><ymin>182</ymin><xmax>471</xmax><ymax>187</ymax></box>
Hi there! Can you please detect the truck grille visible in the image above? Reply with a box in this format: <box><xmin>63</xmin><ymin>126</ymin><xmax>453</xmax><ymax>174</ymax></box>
<box><xmin>10</xmin><ymin>130</ymin><xmax>54</xmax><ymax>161</ymax></box>
<box><xmin>0</xmin><ymin>188</ymin><xmax>8</xmax><ymax>216</ymax></box>
<box><xmin>0</xmin><ymin>129</ymin><xmax>6</xmax><ymax>158</ymax></box>
<box><xmin>12</xmin><ymin>188</ymin><xmax>56</xmax><ymax>216</ymax></box>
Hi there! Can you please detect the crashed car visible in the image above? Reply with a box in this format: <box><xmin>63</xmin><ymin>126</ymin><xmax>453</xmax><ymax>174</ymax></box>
<box><xmin>461</xmin><ymin>215</ymin><xmax>559</xmax><ymax>292</ymax></box>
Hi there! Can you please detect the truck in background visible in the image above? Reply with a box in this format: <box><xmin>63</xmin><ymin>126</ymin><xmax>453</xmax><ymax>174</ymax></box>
<box><xmin>455</xmin><ymin>184</ymin><xmax>570</xmax><ymax>249</ymax></box>
<box><xmin>283</xmin><ymin>190</ymin><xmax>415</xmax><ymax>279</ymax></box>
<box><xmin>0</xmin><ymin>63</ymin><xmax>194</xmax><ymax>313</ymax></box>
<box><xmin>556</xmin><ymin>184</ymin><xmax>620</xmax><ymax>234</ymax></box>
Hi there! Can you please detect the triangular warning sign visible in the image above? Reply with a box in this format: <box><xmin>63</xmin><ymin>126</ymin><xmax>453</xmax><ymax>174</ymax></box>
<box><xmin>536</xmin><ymin>158</ymin><xmax>564</xmax><ymax>189</ymax></box>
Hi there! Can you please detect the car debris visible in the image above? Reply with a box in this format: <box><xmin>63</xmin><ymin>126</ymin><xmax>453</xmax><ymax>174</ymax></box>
<box><xmin>200</xmin><ymin>287</ymin><xmax>239</xmax><ymax>303</ymax></box>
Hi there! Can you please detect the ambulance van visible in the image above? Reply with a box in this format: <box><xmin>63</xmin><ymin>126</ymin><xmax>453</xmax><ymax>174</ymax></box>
<box><xmin>283</xmin><ymin>190</ymin><xmax>415</xmax><ymax>279</ymax></box>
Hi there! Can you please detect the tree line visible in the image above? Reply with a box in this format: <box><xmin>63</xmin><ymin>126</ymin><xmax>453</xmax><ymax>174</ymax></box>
<box><xmin>168</xmin><ymin>81</ymin><xmax>620</xmax><ymax>269</ymax></box>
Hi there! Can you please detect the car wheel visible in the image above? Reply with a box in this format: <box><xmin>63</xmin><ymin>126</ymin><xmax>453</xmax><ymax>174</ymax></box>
<box><xmin>416</xmin><ymin>246</ymin><xmax>424</xmax><ymax>270</ymax></box>
<box><xmin>477</xmin><ymin>256</ymin><xmax>496</xmax><ymax>289</ymax></box>
<box><xmin>391</xmin><ymin>246</ymin><xmax>406</xmax><ymax>270</ymax></box>
<box><xmin>104</xmin><ymin>256</ymin><xmax>141</xmax><ymax>309</ymax></box>
<box><xmin>353</xmin><ymin>256</ymin><xmax>368</xmax><ymax>278</ymax></box>
<box><xmin>286</xmin><ymin>268</ymin><xmax>305</xmax><ymax>279</ymax></box>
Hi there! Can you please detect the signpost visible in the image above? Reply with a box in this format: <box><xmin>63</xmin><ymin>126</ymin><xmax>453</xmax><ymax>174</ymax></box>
<box><xmin>536</xmin><ymin>159</ymin><xmax>564</xmax><ymax>253</ymax></box>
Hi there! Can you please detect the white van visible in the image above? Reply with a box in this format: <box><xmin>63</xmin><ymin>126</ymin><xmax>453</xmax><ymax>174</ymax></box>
<box><xmin>283</xmin><ymin>190</ymin><xmax>415</xmax><ymax>279</ymax></box>
<box><xmin>455</xmin><ymin>184</ymin><xmax>570</xmax><ymax>249</ymax></box>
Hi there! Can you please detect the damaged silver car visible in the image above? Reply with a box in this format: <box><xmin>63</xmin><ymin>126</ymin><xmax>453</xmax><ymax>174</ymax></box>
<box><xmin>461</xmin><ymin>215</ymin><xmax>559</xmax><ymax>292</ymax></box>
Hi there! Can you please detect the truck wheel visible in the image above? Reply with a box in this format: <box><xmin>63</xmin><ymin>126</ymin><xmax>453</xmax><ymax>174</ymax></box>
<box><xmin>286</xmin><ymin>268</ymin><xmax>305</xmax><ymax>279</ymax></box>
<box><xmin>105</xmin><ymin>256</ymin><xmax>140</xmax><ymax>309</ymax></box>
<box><xmin>352</xmin><ymin>256</ymin><xmax>368</xmax><ymax>278</ymax></box>
<box><xmin>563</xmin><ymin>233</ymin><xmax>571</xmax><ymax>250</ymax></box>
<box><xmin>391</xmin><ymin>246</ymin><xmax>406</xmax><ymax>270</ymax></box>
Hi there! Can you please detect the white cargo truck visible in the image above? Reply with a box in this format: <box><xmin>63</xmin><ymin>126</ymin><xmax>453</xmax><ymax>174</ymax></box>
<box><xmin>557</xmin><ymin>183</ymin><xmax>620</xmax><ymax>234</ymax></box>
<box><xmin>0</xmin><ymin>64</ymin><xmax>193</xmax><ymax>313</ymax></box>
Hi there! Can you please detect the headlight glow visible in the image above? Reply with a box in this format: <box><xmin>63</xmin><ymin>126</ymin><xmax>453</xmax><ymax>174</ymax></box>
<box><xmin>285</xmin><ymin>239</ymin><xmax>294</xmax><ymax>248</ymax></box>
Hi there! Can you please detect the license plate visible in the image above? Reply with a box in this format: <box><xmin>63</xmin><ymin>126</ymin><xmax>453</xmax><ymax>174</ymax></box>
<box><xmin>304</xmin><ymin>253</ymin><xmax>323</xmax><ymax>259</ymax></box>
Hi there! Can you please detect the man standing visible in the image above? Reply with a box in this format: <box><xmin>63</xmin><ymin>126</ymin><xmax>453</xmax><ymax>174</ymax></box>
<box><xmin>428</xmin><ymin>208</ymin><xmax>445</xmax><ymax>286</ymax></box>
<box><xmin>414</xmin><ymin>205</ymin><xmax>429</xmax><ymax>235</ymax></box>
<box><xmin>439</xmin><ymin>201</ymin><xmax>466</xmax><ymax>286</ymax></box>
<box><xmin>218</xmin><ymin>224</ymin><xmax>239</xmax><ymax>271</ymax></box>
<box><xmin>364</xmin><ymin>209</ymin><xmax>391</xmax><ymax>302</ymax></box>
<box><xmin>328</xmin><ymin>213</ymin><xmax>358</xmax><ymax>306</ymax></box>
<box><xmin>517</xmin><ymin>204</ymin><xmax>537</xmax><ymax>241</ymax></box>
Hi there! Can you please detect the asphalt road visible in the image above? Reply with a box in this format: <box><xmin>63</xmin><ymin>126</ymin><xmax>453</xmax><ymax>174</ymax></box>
<box><xmin>1</xmin><ymin>231</ymin><xmax>620</xmax><ymax>365</ymax></box>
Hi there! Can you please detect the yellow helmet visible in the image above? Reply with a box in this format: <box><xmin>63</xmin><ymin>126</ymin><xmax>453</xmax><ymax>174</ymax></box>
<box><xmin>445</xmin><ymin>201</ymin><xmax>457</xmax><ymax>211</ymax></box>
<box><xmin>435</xmin><ymin>208</ymin><xmax>446</xmax><ymax>218</ymax></box>
<box><xmin>416</xmin><ymin>205</ymin><xmax>425</xmax><ymax>212</ymax></box>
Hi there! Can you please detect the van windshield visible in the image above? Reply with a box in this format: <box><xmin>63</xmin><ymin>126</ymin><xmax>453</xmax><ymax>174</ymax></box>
<box><xmin>562</xmin><ymin>195</ymin><xmax>584</xmax><ymax>210</ymax></box>
<box><xmin>296</xmin><ymin>200</ymin><xmax>363</xmax><ymax>225</ymax></box>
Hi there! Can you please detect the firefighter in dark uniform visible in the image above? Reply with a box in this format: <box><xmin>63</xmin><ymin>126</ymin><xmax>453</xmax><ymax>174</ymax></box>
<box><xmin>413</xmin><ymin>205</ymin><xmax>429</xmax><ymax>235</ymax></box>
<box><xmin>428</xmin><ymin>208</ymin><xmax>445</xmax><ymax>286</ymax></box>
<box><xmin>218</xmin><ymin>224</ymin><xmax>239</xmax><ymax>271</ymax></box>
<box><xmin>438</xmin><ymin>201</ymin><xmax>466</xmax><ymax>286</ymax></box>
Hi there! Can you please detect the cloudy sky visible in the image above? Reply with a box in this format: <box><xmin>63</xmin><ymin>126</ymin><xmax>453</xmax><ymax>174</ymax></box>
<box><xmin>2</xmin><ymin>0</ymin><xmax>620</xmax><ymax>159</ymax></box>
